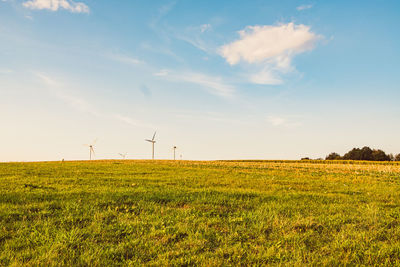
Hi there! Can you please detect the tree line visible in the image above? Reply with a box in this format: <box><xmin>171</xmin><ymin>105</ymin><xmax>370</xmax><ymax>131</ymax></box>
<box><xmin>326</xmin><ymin>147</ymin><xmax>400</xmax><ymax>161</ymax></box>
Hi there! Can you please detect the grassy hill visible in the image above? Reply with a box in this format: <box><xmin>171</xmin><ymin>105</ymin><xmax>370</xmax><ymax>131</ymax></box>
<box><xmin>1</xmin><ymin>160</ymin><xmax>400</xmax><ymax>265</ymax></box>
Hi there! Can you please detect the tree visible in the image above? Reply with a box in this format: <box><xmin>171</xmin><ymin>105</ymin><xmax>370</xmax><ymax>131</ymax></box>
<box><xmin>360</xmin><ymin>146</ymin><xmax>373</xmax><ymax>160</ymax></box>
<box><xmin>326</xmin><ymin>152</ymin><xmax>341</xmax><ymax>160</ymax></box>
<box><xmin>326</xmin><ymin>147</ymin><xmax>393</xmax><ymax>161</ymax></box>
<box><xmin>371</xmin><ymin>149</ymin><xmax>391</xmax><ymax>161</ymax></box>
<box><xmin>343</xmin><ymin>148</ymin><xmax>362</xmax><ymax>160</ymax></box>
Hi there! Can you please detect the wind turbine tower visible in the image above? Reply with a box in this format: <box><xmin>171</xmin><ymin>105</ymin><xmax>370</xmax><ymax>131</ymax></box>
<box><xmin>84</xmin><ymin>139</ymin><xmax>97</xmax><ymax>160</ymax></box>
<box><xmin>145</xmin><ymin>131</ymin><xmax>157</xmax><ymax>160</ymax></box>
<box><xmin>119</xmin><ymin>153</ymin><xmax>128</xmax><ymax>160</ymax></box>
<box><xmin>173</xmin><ymin>146</ymin><xmax>177</xmax><ymax>160</ymax></box>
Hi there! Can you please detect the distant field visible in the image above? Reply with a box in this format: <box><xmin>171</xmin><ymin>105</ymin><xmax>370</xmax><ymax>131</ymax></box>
<box><xmin>1</xmin><ymin>160</ymin><xmax>400</xmax><ymax>265</ymax></box>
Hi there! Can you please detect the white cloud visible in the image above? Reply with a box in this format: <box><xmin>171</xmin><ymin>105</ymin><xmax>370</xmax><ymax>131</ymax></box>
<box><xmin>297</xmin><ymin>4</ymin><xmax>313</xmax><ymax>11</ymax></box>
<box><xmin>221</xmin><ymin>23</ymin><xmax>319</xmax><ymax>66</ymax></box>
<box><xmin>22</xmin><ymin>0</ymin><xmax>89</xmax><ymax>13</ymax></box>
<box><xmin>219</xmin><ymin>23</ymin><xmax>321</xmax><ymax>84</ymax></box>
<box><xmin>154</xmin><ymin>70</ymin><xmax>235</xmax><ymax>98</ymax></box>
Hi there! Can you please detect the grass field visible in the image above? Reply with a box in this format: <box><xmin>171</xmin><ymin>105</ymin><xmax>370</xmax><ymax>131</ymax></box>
<box><xmin>1</xmin><ymin>160</ymin><xmax>400</xmax><ymax>265</ymax></box>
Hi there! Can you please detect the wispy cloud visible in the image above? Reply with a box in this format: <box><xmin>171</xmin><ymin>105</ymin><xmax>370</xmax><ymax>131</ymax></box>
<box><xmin>153</xmin><ymin>69</ymin><xmax>169</xmax><ymax>77</ymax></box>
<box><xmin>140</xmin><ymin>42</ymin><xmax>184</xmax><ymax>63</ymax></box>
<box><xmin>180</xmin><ymin>73</ymin><xmax>234</xmax><ymax>98</ymax></box>
<box><xmin>200</xmin><ymin>24</ymin><xmax>212</xmax><ymax>33</ymax></box>
<box><xmin>139</xmin><ymin>85</ymin><xmax>152</xmax><ymax>98</ymax></box>
<box><xmin>0</xmin><ymin>69</ymin><xmax>13</xmax><ymax>74</ymax></box>
<box><xmin>114</xmin><ymin>114</ymin><xmax>155</xmax><ymax>129</ymax></box>
<box><xmin>249</xmin><ymin>67</ymin><xmax>283</xmax><ymax>85</ymax></box>
<box><xmin>297</xmin><ymin>4</ymin><xmax>313</xmax><ymax>11</ymax></box>
<box><xmin>22</xmin><ymin>0</ymin><xmax>89</xmax><ymax>14</ymax></box>
<box><xmin>149</xmin><ymin>3</ymin><xmax>213</xmax><ymax>57</ymax></box>
<box><xmin>157</xmin><ymin>1</ymin><xmax>176</xmax><ymax>18</ymax></box>
<box><xmin>267</xmin><ymin>115</ymin><xmax>302</xmax><ymax>128</ymax></box>
<box><xmin>34</xmin><ymin>72</ymin><xmax>60</xmax><ymax>86</ymax></box>
<box><xmin>154</xmin><ymin>70</ymin><xmax>235</xmax><ymax>98</ymax></box>
<box><xmin>33</xmin><ymin>72</ymin><xmax>153</xmax><ymax>128</ymax></box>
<box><xmin>173</xmin><ymin>110</ymin><xmax>248</xmax><ymax>125</ymax></box>
<box><xmin>219</xmin><ymin>23</ymin><xmax>322</xmax><ymax>85</ymax></box>
<box><xmin>149</xmin><ymin>1</ymin><xmax>176</xmax><ymax>34</ymax></box>
<box><xmin>33</xmin><ymin>71</ymin><xmax>99</xmax><ymax>116</ymax></box>
<box><xmin>108</xmin><ymin>53</ymin><xmax>144</xmax><ymax>66</ymax></box>
<box><xmin>173</xmin><ymin>24</ymin><xmax>215</xmax><ymax>53</ymax></box>
<box><xmin>175</xmin><ymin>33</ymin><xmax>210</xmax><ymax>52</ymax></box>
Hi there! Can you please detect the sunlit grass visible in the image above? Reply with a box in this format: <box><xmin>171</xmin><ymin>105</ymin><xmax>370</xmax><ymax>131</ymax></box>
<box><xmin>1</xmin><ymin>160</ymin><xmax>400</xmax><ymax>265</ymax></box>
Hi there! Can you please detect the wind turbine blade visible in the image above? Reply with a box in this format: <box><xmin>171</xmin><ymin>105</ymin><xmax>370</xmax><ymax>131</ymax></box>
<box><xmin>92</xmin><ymin>138</ymin><xmax>98</xmax><ymax>145</ymax></box>
<box><xmin>91</xmin><ymin>147</ymin><xmax>95</xmax><ymax>157</ymax></box>
<box><xmin>145</xmin><ymin>139</ymin><xmax>153</xmax><ymax>142</ymax></box>
<box><xmin>152</xmin><ymin>131</ymin><xmax>157</xmax><ymax>141</ymax></box>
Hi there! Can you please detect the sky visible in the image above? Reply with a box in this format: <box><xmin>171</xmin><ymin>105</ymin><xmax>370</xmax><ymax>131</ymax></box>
<box><xmin>1</xmin><ymin>0</ymin><xmax>400</xmax><ymax>161</ymax></box>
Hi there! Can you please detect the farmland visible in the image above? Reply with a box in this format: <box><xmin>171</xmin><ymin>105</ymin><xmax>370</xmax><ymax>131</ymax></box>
<box><xmin>1</xmin><ymin>160</ymin><xmax>400</xmax><ymax>265</ymax></box>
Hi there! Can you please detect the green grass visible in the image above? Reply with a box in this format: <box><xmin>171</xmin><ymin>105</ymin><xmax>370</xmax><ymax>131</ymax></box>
<box><xmin>1</xmin><ymin>160</ymin><xmax>400</xmax><ymax>266</ymax></box>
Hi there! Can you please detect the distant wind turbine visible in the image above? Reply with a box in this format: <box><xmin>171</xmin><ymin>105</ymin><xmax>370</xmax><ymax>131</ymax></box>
<box><xmin>119</xmin><ymin>152</ymin><xmax>128</xmax><ymax>159</ymax></box>
<box><xmin>173</xmin><ymin>146</ymin><xmax>177</xmax><ymax>160</ymax></box>
<box><xmin>145</xmin><ymin>131</ymin><xmax>157</xmax><ymax>160</ymax></box>
<box><xmin>84</xmin><ymin>139</ymin><xmax>97</xmax><ymax>160</ymax></box>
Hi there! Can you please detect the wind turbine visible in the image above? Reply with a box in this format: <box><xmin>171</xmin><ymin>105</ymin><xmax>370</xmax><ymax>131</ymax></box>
<box><xmin>119</xmin><ymin>152</ymin><xmax>128</xmax><ymax>159</ymax></box>
<box><xmin>173</xmin><ymin>146</ymin><xmax>177</xmax><ymax>160</ymax></box>
<box><xmin>145</xmin><ymin>131</ymin><xmax>157</xmax><ymax>160</ymax></box>
<box><xmin>84</xmin><ymin>139</ymin><xmax>97</xmax><ymax>160</ymax></box>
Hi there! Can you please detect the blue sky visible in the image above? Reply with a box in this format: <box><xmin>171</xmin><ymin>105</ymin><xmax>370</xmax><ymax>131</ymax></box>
<box><xmin>1</xmin><ymin>0</ymin><xmax>400</xmax><ymax>161</ymax></box>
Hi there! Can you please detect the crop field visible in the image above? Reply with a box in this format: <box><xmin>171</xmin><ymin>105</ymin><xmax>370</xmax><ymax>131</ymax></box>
<box><xmin>1</xmin><ymin>160</ymin><xmax>400</xmax><ymax>265</ymax></box>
